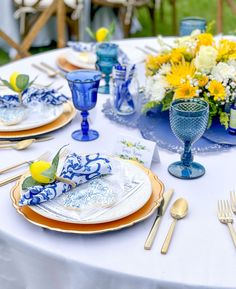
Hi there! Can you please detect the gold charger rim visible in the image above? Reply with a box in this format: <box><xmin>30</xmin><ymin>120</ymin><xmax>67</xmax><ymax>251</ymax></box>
<box><xmin>10</xmin><ymin>164</ymin><xmax>164</xmax><ymax>234</ymax></box>
<box><xmin>0</xmin><ymin>102</ymin><xmax>76</xmax><ymax>139</ymax></box>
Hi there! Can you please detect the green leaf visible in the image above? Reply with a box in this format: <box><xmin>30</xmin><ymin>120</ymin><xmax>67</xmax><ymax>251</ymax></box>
<box><xmin>28</xmin><ymin>75</ymin><xmax>37</xmax><ymax>87</ymax></box>
<box><xmin>1</xmin><ymin>79</ymin><xmax>15</xmax><ymax>91</ymax></box>
<box><xmin>161</xmin><ymin>92</ymin><xmax>173</xmax><ymax>111</ymax></box>
<box><xmin>85</xmin><ymin>27</ymin><xmax>95</xmax><ymax>40</ymax></box>
<box><xmin>142</xmin><ymin>100</ymin><xmax>161</xmax><ymax>113</ymax></box>
<box><xmin>219</xmin><ymin>112</ymin><xmax>229</xmax><ymax>129</ymax></box>
<box><xmin>206</xmin><ymin>20</ymin><xmax>215</xmax><ymax>33</ymax></box>
<box><xmin>108</xmin><ymin>21</ymin><xmax>115</xmax><ymax>36</ymax></box>
<box><xmin>22</xmin><ymin>176</ymin><xmax>41</xmax><ymax>190</ymax></box>
<box><xmin>16</xmin><ymin>74</ymin><xmax>29</xmax><ymax>90</ymax></box>
<box><xmin>41</xmin><ymin>144</ymin><xmax>68</xmax><ymax>180</ymax></box>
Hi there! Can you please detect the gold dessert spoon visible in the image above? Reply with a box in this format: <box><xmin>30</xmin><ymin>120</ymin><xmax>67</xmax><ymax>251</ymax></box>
<box><xmin>0</xmin><ymin>139</ymin><xmax>34</xmax><ymax>150</ymax></box>
<box><xmin>161</xmin><ymin>198</ymin><xmax>188</xmax><ymax>254</ymax></box>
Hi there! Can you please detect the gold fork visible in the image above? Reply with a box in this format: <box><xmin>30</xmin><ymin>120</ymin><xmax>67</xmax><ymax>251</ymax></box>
<box><xmin>230</xmin><ymin>191</ymin><xmax>236</xmax><ymax>214</ymax></box>
<box><xmin>217</xmin><ymin>200</ymin><xmax>236</xmax><ymax>247</ymax></box>
<box><xmin>0</xmin><ymin>148</ymin><xmax>69</xmax><ymax>187</ymax></box>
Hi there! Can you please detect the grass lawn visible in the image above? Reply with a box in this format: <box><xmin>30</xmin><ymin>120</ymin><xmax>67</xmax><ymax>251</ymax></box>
<box><xmin>1</xmin><ymin>0</ymin><xmax>236</xmax><ymax>64</ymax></box>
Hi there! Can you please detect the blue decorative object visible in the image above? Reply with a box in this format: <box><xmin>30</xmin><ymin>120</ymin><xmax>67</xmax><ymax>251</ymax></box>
<box><xmin>19</xmin><ymin>153</ymin><xmax>113</xmax><ymax>206</ymax></box>
<box><xmin>168</xmin><ymin>99</ymin><xmax>209</xmax><ymax>179</ymax></box>
<box><xmin>96</xmin><ymin>43</ymin><xmax>119</xmax><ymax>94</ymax></box>
<box><xmin>0</xmin><ymin>87</ymin><xmax>68</xmax><ymax>108</ymax></box>
<box><xmin>112</xmin><ymin>64</ymin><xmax>139</xmax><ymax>115</ymax></box>
<box><xmin>180</xmin><ymin>17</ymin><xmax>206</xmax><ymax>36</ymax></box>
<box><xmin>66</xmin><ymin>70</ymin><xmax>101</xmax><ymax>141</ymax></box>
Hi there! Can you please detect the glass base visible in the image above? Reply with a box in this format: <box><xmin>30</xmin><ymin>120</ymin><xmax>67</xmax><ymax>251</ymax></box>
<box><xmin>72</xmin><ymin>129</ymin><xmax>99</xmax><ymax>142</ymax></box>
<box><xmin>168</xmin><ymin>161</ymin><xmax>205</xmax><ymax>179</ymax></box>
<box><xmin>99</xmin><ymin>85</ymin><xmax>110</xmax><ymax>94</ymax></box>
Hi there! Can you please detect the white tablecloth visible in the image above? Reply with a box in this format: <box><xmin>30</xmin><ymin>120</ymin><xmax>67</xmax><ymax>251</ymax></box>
<box><xmin>0</xmin><ymin>38</ymin><xmax>236</xmax><ymax>289</ymax></box>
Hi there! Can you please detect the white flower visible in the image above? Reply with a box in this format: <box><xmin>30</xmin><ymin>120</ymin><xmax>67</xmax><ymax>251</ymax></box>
<box><xmin>195</xmin><ymin>45</ymin><xmax>218</xmax><ymax>73</ymax></box>
<box><xmin>158</xmin><ymin>63</ymin><xmax>171</xmax><ymax>75</ymax></box>
<box><xmin>211</xmin><ymin>62</ymin><xmax>236</xmax><ymax>82</ymax></box>
<box><xmin>145</xmin><ymin>75</ymin><xmax>167</xmax><ymax>102</ymax></box>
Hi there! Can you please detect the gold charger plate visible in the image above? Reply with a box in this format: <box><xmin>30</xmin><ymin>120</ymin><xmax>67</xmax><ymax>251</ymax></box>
<box><xmin>10</xmin><ymin>166</ymin><xmax>164</xmax><ymax>234</ymax></box>
<box><xmin>0</xmin><ymin>102</ymin><xmax>76</xmax><ymax>139</ymax></box>
<box><xmin>56</xmin><ymin>54</ymin><xmax>82</xmax><ymax>72</ymax></box>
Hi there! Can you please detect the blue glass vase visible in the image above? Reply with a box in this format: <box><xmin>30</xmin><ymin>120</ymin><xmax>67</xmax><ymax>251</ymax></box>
<box><xmin>168</xmin><ymin>98</ymin><xmax>209</xmax><ymax>179</ymax></box>
<box><xmin>66</xmin><ymin>70</ymin><xmax>102</xmax><ymax>141</ymax></box>
<box><xmin>180</xmin><ymin>17</ymin><xmax>206</xmax><ymax>36</ymax></box>
<box><xmin>96</xmin><ymin>43</ymin><xmax>119</xmax><ymax>94</ymax></box>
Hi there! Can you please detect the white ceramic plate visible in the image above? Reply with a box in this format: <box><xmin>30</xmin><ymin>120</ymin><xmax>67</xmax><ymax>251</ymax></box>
<box><xmin>23</xmin><ymin>159</ymin><xmax>152</xmax><ymax>224</ymax></box>
<box><xmin>0</xmin><ymin>103</ymin><xmax>64</xmax><ymax>132</ymax></box>
<box><xmin>64</xmin><ymin>50</ymin><xmax>96</xmax><ymax>69</ymax></box>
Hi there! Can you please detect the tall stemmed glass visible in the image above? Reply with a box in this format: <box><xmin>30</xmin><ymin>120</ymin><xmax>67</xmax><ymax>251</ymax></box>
<box><xmin>168</xmin><ymin>98</ymin><xmax>209</xmax><ymax>179</ymax></box>
<box><xmin>96</xmin><ymin>43</ymin><xmax>119</xmax><ymax>94</ymax></box>
<box><xmin>66</xmin><ymin>70</ymin><xmax>102</xmax><ymax>141</ymax></box>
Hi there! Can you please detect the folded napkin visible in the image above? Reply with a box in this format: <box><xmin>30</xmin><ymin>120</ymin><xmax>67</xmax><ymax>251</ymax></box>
<box><xmin>0</xmin><ymin>87</ymin><xmax>68</xmax><ymax>109</ymax></box>
<box><xmin>19</xmin><ymin>153</ymin><xmax>114</xmax><ymax>206</ymax></box>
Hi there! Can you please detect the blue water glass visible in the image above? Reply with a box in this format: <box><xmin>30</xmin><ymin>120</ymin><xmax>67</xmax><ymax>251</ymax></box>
<box><xmin>112</xmin><ymin>64</ymin><xmax>139</xmax><ymax>115</ymax></box>
<box><xmin>66</xmin><ymin>70</ymin><xmax>102</xmax><ymax>141</ymax></box>
<box><xmin>180</xmin><ymin>17</ymin><xmax>206</xmax><ymax>36</ymax></box>
<box><xmin>96</xmin><ymin>42</ymin><xmax>119</xmax><ymax>94</ymax></box>
<box><xmin>168</xmin><ymin>98</ymin><xmax>209</xmax><ymax>179</ymax></box>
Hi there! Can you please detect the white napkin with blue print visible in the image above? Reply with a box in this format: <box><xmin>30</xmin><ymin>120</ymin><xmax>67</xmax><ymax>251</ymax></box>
<box><xmin>19</xmin><ymin>153</ymin><xmax>114</xmax><ymax>206</ymax></box>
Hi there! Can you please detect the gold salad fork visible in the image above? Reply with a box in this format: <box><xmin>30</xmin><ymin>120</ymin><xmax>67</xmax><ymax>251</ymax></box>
<box><xmin>217</xmin><ymin>200</ymin><xmax>236</xmax><ymax>247</ymax></box>
<box><xmin>230</xmin><ymin>191</ymin><xmax>236</xmax><ymax>214</ymax></box>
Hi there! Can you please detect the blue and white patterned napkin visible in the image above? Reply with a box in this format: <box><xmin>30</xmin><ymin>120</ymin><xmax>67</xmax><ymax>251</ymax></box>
<box><xmin>19</xmin><ymin>153</ymin><xmax>113</xmax><ymax>206</ymax></box>
<box><xmin>0</xmin><ymin>87</ymin><xmax>68</xmax><ymax>109</ymax></box>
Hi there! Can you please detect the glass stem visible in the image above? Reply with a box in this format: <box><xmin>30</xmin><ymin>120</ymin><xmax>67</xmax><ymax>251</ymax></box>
<box><xmin>81</xmin><ymin>111</ymin><xmax>89</xmax><ymax>135</ymax></box>
<box><xmin>181</xmin><ymin>141</ymin><xmax>193</xmax><ymax>167</ymax></box>
<box><xmin>104</xmin><ymin>74</ymin><xmax>110</xmax><ymax>88</ymax></box>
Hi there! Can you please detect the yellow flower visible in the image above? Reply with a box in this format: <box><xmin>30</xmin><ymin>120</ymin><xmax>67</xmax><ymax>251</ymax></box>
<box><xmin>9</xmin><ymin>71</ymin><xmax>21</xmax><ymax>92</ymax></box>
<box><xmin>208</xmin><ymin>80</ymin><xmax>226</xmax><ymax>101</ymax></box>
<box><xmin>166</xmin><ymin>61</ymin><xmax>196</xmax><ymax>87</ymax></box>
<box><xmin>196</xmin><ymin>75</ymin><xmax>209</xmax><ymax>87</ymax></box>
<box><xmin>217</xmin><ymin>39</ymin><xmax>236</xmax><ymax>61</ymax></box>
<box><xmin>96</xmin><ymin>27</ymin><xmax>109</xmax><ymax>42</ymax></box>
<box><xmin>197</xmin><ymin>33</ymin><xmax>214</xmax><ymax>49</ymax></box>
<box><xmin>30</xmin><ymin>161</ymin><xmax>54</xmax><ymax>184</ymax></box>
<box><xmin>170</xmin><ymin>48</ymin><xmax>185</xmax><ymax>63</ymax></box>
<box><xmin>146</xmin><ymin>54</ymin><xmax>170</xmax><ymax>76</ymax></box>
<box><xmin>174</xmin><ymin>83</ymin><xmax>198</xmax><ymax>99</ymax></box>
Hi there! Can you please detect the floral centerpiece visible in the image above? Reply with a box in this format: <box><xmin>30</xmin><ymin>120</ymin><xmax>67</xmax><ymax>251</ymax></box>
<box><xmin>144</xmin><ymin>31</ymin><xmax>236</xmax><ymax>128</ymax></box>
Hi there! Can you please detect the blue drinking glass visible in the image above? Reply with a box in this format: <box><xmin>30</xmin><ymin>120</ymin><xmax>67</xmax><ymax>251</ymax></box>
<box><xmin>180</xmin><ymin>17</ymin><xmax>206</xmax><ymax>36</ymax></box>
<box><xmin>168</xmin><ymin>98</ymin><xmax>209</xmax><ymax>179</ymax></box>
<box><xmin>66</xmin><ymin>70</ymin><xmax>102</xmax><ymax>141</ymax></box>
<box><xmin>96</xmin><ymin>42</ymin><xmax>119</xmax><ymax>94</ymax></box>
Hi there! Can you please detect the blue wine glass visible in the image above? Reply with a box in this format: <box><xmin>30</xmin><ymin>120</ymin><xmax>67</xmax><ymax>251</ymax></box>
<box><xmin>180</xmin><ymin>17</ymin><xmax>206</xmax><ymax>36</ymax></box>
<box><xmin>168</xmin><ymin>98</ymin><xmax>209</xmax><ymax>179</ymax></box>
<box><xmin>66</xmin><ymin>70</ymin><xmax>102</xmax><ymax>141</ymax></box>
<box><xmin>96</xmin><ymin>43</ymin><xmax>119</xmax><ymax>94</ymax></box>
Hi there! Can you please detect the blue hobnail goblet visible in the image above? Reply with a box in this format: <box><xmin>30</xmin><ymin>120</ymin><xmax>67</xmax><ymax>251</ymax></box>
<box><xmin>179</xmin><ymin>17</ymin><xmax>206</xmax><ymax>36</ymax></box>
<box><xmin>66</xmin><ymin>70</ymin><xmax>102</xmax><ymax>141</ymax></box>
<box><xmin>168</xmin><ymin>98</ymin><xmax>209</xmax><ymax>179</ymax></box>
<box><xmin>96</xmin><ymin>42</ymin><xmax>119</xmax><ymax>94</ymax></box>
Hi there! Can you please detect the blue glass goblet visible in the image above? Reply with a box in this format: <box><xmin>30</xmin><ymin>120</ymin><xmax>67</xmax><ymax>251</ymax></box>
<box><xmin>66</xmin><ymin>70</ymin><xmax>102</xmax><ymax>141</ymax></box>
<box><xmin>96</xmin><ymin>43</ymin><xmax>119</xmax><ymax>94</ymax></box>
<box><xmin>168</xmin><ymin>98</ymin><xmax>209</xmax><ymax>179</ymax></box>
<box><xmin>180</xmin><ymin>17</ymin><xmax>206</xmax><ymax>36</ymax></box>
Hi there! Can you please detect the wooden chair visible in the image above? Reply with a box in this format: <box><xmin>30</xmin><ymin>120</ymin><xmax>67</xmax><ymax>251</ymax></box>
<box><xmin>91</xmin><ymin>0</ymin><xmax>153</xmax><ymax>38</ymax></box>
<box><xmin>217</xmin><ymin>0</ymin><xmax>236</xmax><ymax>33</ymax></box>
<box><xmin>10</xmin><ymin>0</ymin><xmax>66</xmax><ymax>59</ymax></box>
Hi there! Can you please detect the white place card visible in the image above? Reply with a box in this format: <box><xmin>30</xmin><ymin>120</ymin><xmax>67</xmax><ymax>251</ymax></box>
<box><xmin>113</xmin><ymin>134</ymin><xmax>159</xmax><ymax>168</ymax></box>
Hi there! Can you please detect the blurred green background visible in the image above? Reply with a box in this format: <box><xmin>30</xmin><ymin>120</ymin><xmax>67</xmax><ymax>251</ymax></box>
<box><xmin>1</xmin><ymin>0</ymin><xmax>236</xmax><ymax>66</ymax></box>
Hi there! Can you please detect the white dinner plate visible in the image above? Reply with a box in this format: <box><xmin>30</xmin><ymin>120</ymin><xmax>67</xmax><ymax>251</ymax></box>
<box><xmin>22</xmin><ymin>159</ymin><xmax>152</xmax><ymax>224</ymax></box>
<box><xmin>64</xmin><ymin>50</ymin><xmax>96</xmax><ymax>69</ymax></box>
<box><xmin>0</xmin><ymin>103</ymin><xmax>64</xmax><ymax>132</ymax></box>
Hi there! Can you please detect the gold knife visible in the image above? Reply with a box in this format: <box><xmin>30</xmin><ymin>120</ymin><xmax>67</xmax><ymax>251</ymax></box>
<box><xmin>144</xmin><ymin>188</ymin><xmax>174</xmax><ymax>250</ymax></box>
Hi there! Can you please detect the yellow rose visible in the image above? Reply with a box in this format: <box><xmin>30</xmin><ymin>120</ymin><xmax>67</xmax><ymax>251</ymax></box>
<box><xmin>195</xmin><ymin>46</ymin><xmax>217</xmax><ymax>73</ymax></box>
<box><xmin>96</xmin><ymin>27</ymin><xmax>109</xmax><ymax>42</ymax></box>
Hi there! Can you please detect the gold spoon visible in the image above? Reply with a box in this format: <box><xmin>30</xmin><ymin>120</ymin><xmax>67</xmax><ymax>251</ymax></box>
<box><xmin>161</xmin><ymin>198</ymin><xmax>188</xmax><ymax>254</ymax></box>
<box><xmin>0</xmin><ymin>139</ymin><xmax>35</xmax><ymax>150</ymax></box>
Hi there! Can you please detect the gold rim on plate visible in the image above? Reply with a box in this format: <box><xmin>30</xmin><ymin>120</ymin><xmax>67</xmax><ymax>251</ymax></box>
<box><xmin>10</xmin><ymin>165</ymin><xmax>164</xmax><ymax>234</ymax></box>
<box><xmin>0</xmin><ymin>102</ymin><xmax>76</xmax><ymax>139</ymax></box>
<box><xmin>56</xmin><ymin>54</ymin><xmax>82</xmax><ymax>72</ymax></box>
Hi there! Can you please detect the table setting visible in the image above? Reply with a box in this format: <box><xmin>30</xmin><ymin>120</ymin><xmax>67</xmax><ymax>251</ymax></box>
<box><xmin>1</xmin><ymin>24</ymin><xmax>236</xmax><ymax>289</ymax></box>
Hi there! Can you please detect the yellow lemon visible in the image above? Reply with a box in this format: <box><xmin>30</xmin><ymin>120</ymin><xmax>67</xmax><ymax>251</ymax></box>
<box><xmin>9</xmin><ymin>72</ymin><xmax>21</xmax><ymax>92</ymax></box>
<box><xmin>30</xmin><ymin>160</ymin><xmax>54</xmax><ymax>184</ymax></box>
<box><xmin>96</xmin><ymin>27</ymin><xmax>109</xmax><ymax>42</ymax></box>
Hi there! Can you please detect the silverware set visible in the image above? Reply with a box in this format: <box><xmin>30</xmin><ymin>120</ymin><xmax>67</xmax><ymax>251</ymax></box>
<box><xmin>32</xmin><ymin>62</ymin><xmax>65</xmax><ymax>78</ymax></box>
<box><xmin>0</xmin><ymin>136</ymin><xmax>53</xmax><ymax>150</ymax></box>
<box><xmin>135</xmin><ymin>45</ymin><xmax>158</xmax><ymax>55</ymax></box>
<box><xmin>218</xmin><ymin>191</ymin><xmax>236</xmax><ymax>247</ymax></box>
<box><xmin>0</xmin><ymin>147</ymin><xmax>69</xmax><ymax>187</ymax></box>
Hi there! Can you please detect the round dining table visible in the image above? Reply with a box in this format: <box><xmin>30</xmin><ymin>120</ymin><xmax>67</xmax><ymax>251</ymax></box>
<box><xmin>0</xmin><ymin>37</ymin><xmax>236</xmax><ymax>289</ymax></box>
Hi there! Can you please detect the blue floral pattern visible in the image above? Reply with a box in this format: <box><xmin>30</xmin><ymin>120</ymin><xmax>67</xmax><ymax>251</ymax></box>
<box><xmin>0</xmin><ymin>87</ymin><xmax>69</xmax><ymax>108</ymax></box>
<box><xmin>19</xmin><ymin>153</ymin><xmax>112</xmax><ymax>206</ymax></box>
